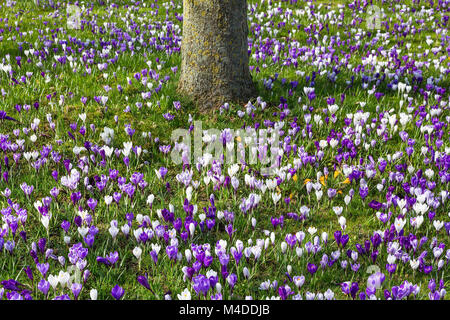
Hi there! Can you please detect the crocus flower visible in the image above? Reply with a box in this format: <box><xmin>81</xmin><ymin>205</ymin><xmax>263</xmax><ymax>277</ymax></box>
<box><xmin>71</xmin><ymin>283</ymin><xmax>82</xmax><ymax>300</ymax></box>
<box><xmin>137</xmin><ymin>274</ymin><xmax>155</xmax><ymax>295</ymax></box>
<box><xmin>38</xmin><ymin>279</ymin><xmax>50</xmax><ymax>296</ymax></box>
<box><xmin>227</xmin><ymin>273</ymin><xmax>237</xmax><ymax>291</ymax></box>
<box><xmin>192</xmin><ymin>274</ymin><xmax>210</xmax><ymax>297</ymax></box>
<box><xmin>111</xmin><ymin>285</ymin><xmax>125</xmax><ymax>300</ymax></box>
<box><xmin>307</xmin><ymin>263</ymin><xmax>317</xmax><ymax>275</ymax></box>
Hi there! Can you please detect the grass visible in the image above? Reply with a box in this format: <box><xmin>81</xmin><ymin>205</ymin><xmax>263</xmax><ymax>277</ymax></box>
<box><xmin>0</xmin><ymin>0</ymin><xmax>449</xmax><ymax>300</ymax></box>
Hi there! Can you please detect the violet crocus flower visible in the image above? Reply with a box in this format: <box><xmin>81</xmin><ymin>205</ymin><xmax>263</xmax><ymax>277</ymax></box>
<box><xmin>374</xmin><ymin>92</ymin><xmax>384</xmax><ymax>101</ymax></box>
<box><xmin>84</xmin><ymin>234</ymin><xmax>95</xmax><ymax>248</ymax></box>
<box><xmin>349</xmin><ymin>282</ymin><xmax>359</xmax><ymax>300</ymax></box>
<box><xmin>423</xmin><ymin>265</ymin><xmax>433</xmax><ymax>274</ymax></box>
<box><xmin>341</xmin><ymin>282</ymin><xmax>350</xmax><ymax>296</ymax></box>
<box><xmin>386</xmin><ymin>264</ymin><xmax>397</xmax><ymax>276</ymax></box>
<box><xmin>159</xmin><ymin>167</ymin><xmax>168</xmax><ymax>179</ymax></box>
<box><xmin>307</xmin><ymin>263</ymin><xmax>317</xmax><ymax>275</ymax></box>
<box><xmin>159</xmin><ymin>145</ymin><xmax>171</xmax><ymax>154</ymax></box>
<box><xmin>83</xmin><ymin>270</ymin><xmax>91</xmax><ymax>283</ymax></box>
<box><xmin>173</xmin><ymin>101</ymin><xmax>181</xmax><ymax>111</ymax></box>
<box><xmin>20</xmin><ymin>183</ymin><xmax>34</xmax><ymax>196</ymax></box>
<box><xmin>150</xmin><ymin>250</ymin><xmax>158</xmax><ymax>265</ymax></box>
<box><xmin>111</xmin><ymin>285</ymin><xmax>125</xmax><ymax>300</ymax></box>
<box><xmin>113</xmin><ymin>192</ymin><xmax>122</xmax><ymax>204</ymax></box>
<box><xmin>61</xmin><ymin>220</ymin><xmax>70</xmax><ymax>233</ymax></box>
<box><xmin>428</xmin><ymin>279</ymin><xmax>436</xmax><ymax>293</ymax></box>
<box><xmin>38</xmin><ymin>279</ymin><xmax>50</xmax><ymax>296</ymax></box>
<box><xmin>36</xmin><ymin>263</ymin><xmax>49</xmax><ymax>278</ymax></box>
<box><xmin>334</xmin><ymin>231</ymin><xmax>342</xmax><ymax>246</ymax></box>
<box><xmin>163</xmin><ymin>112</ymin><xmax>175</xmax><ymax>121</ymax></box>
<box><xmin>137</xmin><ymin>274</ymin><xmax>155</xmax><ymax>295</ymax></box>
<box><xmin>106</xmin><ymin>251</ymin><xmax>119</xmax><ymax>265</ymax></box>
<box><xmin>166</xmin><ymin>245</ymin><xmax>178</xmax><ymax>261</ymax></box>
<box><xmin>225</xmin><ymin>224</ymin><xmax>235</xmax><ymax>240</ymax></box>
<box><xmin>71</xmin><ymin>283</ymin><xmax>82</xmax><ymax>300</ymax></box>
<box><xmin>368</xmin><ymin>200</ymin><xmax>382</xmax><ymax>210</ymax></box>
<box><xmin>340</xmin><ymin>234</ymin><xmax>349</xmax><ymax>248</ymax></box>
<box><xmin>5</xmin><ymin>240</ymin><xmax>15</xmax><ymax>254</ymax></box>
<box><xmin>24</xmin><ymin>266</ymin><xmax>33</xmax><ymax>281</ymax></box>
<box><xmin>327</xmin><ymin>188</ymin><xmax>337</xmax><ymax>199</ymax></box>
<box><xmin>192</xmin><ymin>274</ymin><xmax>210</xmax><ymax>297</ymax></box>
<box><xmin>359</xmin><ymin>187</ymin><xmax>369</xmax><ymax>200</ymax></box>
<box><xmin>227</xmin><ymin>273</ymin><xmax>238</xmax><ymax>291</ymax></box>
<box><xmin>87</xmin><ymin>198</ymin><xmax>98</xmax><ymax>212</ymax></box>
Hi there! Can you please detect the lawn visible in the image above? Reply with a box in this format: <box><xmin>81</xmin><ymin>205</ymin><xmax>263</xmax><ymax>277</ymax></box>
<box><xmin>0</xmin><ymin>0</ymin><xmax>449</xmax><ymax>300</ymax></box>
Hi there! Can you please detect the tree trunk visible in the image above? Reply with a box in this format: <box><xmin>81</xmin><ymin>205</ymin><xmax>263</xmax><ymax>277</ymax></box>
<box><xmin>178</xmin><ymin>0</ymin><xmax>256</xmax><ymax>110</ymax></box>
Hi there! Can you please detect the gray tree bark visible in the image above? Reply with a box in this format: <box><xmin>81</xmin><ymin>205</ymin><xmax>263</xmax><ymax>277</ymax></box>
<box><xmin>177</xmin><ymin>0</ymin><xmax>256</xmax><ymax>110</ymax></box>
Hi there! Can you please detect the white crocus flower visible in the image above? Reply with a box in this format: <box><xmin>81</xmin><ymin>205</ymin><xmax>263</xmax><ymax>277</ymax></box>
<box><xmin>133</xmin><ymin>247</ymin><xmax>142</xmax><ymax>260</ymax></box>
<box><xmin>271</xmin><ymin>192</ymin><xmax>281</xmax><ymax>205</ymax></box>
<box><xmin>433</xmin><ymin>220</ymin><xmax>444</xmax><ymax>231</ymax></box>
<box><xmin>48</xmin><ymin>274</ymin><xmax>59</xmax><ymax>290</ymax></box>
<box><xmin>394</xmin><ymin>217</ymin><xmax>406</xmax><ymax>233</ymax></box>
<box><xmin>104</xmin><ymin>195</ymin><xmax>113</xmax><ymax>206</ymax></box>
<box><xmin>339</xmin><ymin>216</ymin><xmax>346</xmax><ymax>230</ymax></box>
<box><xmin>108</xmin><ymin>225</ymin><xmax>119</xmax><ymax>239</ymax></box>
<box><xmin>177</xmin><ymin>288</ymin><xmax>191</xmax><ymax>300</ymax></box>
<box><xmin>78</xmin><ymin>226</ymin><xmax>89</xmax><ymax>238</ymax></box>
<box><xmin>410</xmin><ymin>259</ymin><xmax>419</xmax><ymax>270</ymax></box>
<box><xmin>90</xmin><ymin>289</ymin><xmax>98</xmax><ymax>300</ymax></box>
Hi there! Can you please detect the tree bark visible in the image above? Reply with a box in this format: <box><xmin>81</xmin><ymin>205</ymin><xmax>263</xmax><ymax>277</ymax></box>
<box><xmin>178</xmin><ymin>0</ymin><xmax>256</xmax><ymax>110</ymax></box>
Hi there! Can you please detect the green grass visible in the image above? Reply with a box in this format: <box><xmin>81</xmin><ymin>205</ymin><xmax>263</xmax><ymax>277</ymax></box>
<box><xmin>0</xmin><ymin>0</ymin><xmax>449</xmax><ymax>300</ymax></box>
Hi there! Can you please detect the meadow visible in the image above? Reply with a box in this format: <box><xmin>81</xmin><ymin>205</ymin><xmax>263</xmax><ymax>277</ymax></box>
<box><xmin>0</xmin><ymin>0</ymin><xmax>449</xmax><ymax>300</ymax></box>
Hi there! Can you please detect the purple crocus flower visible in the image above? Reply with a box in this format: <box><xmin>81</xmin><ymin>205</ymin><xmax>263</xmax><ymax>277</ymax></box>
<box><xmin>368</xmin><ymin>200</ymin><xmax>383</xmax><ymax>210</ymax></box>
<box><xmin>71</xmin><ymin>283</ymin><xmax>82</xmax><ymax>300</ymax></box>
<box><xmin>38</xmin><ymin>279</ymin><xmax>50</xmax><ymax>296</ymax></box>
<box><xmin>350</xmin><ymin>282</ymin><xmax>359</xmax><ymax>299</ymax></box>
<box><xmin>150</xmin><ymin>250</ymin><xmax>158</xmax><ymax>265</ymax></box>
<box><xmin>24</xmin><ymin>266</ymin><xmax>33</xmax><ymax>281</ymax></box>
<box><xmin>84</xmin><ymin>234</ymin><xmax>95</xmax><ymax>248</ymax></box>
<box><xmin>192</xmin><ymin>274</ymin><xmax>210</xmax><ymax>297</ymax></box>
<box><xmin>159</xmin><ymin>167</ymin><xmax>168</xmax><ymax>179</ymax></box>
<box><xmin>340</xmin><ymin>234</ymin><xmax>349</xmax><ymax>248</ymax></box>
<box><xmin>111</xmin><ymin>285</ymin><xmax>125</xmax><ymax>300</ymax></box>
<box><xmin>227</xmin><ymin>273</ymin><xmax>237</xmax><ymax>291</ymax></box>
<box><xmin>359</xmin><ymin>187</ymin><xmax>369</xmax><ymax>200</ymax></box>
<box><xmin>367</xmin><ymin>272</ymin><xmax>385</xmax><ymax>290</ymax></box>
<box><xmin>107</xmin><ymin>251</ymin><xmax>119</xmax><ymax>265</ymax></box>
<box><xmin>307</xmin><ymin>263</ymin><xmax>317</xmax><ymax>275</ymax></box>
<box><xmin>225</xmin><ymin>224</ymin><xmax>235</xmax><ymax>240</ymax></box>
<box><xmin>166</xmin><ymin>245</ymin><xmax>178</xmax><ymax>261</ymax></box>
<box><xmin>113</xmin><ymin>192</ymin><xmax>122</xmax><ymax>204</ymax></box>
<box><xmin>334</xmin><ymin>231</ymin><xmax>342</xmax><ymax>246</ymax></box>
<box><xmin>87</xmin><ymin>198</ymin><xmax>98</xmax><ymax>212</ymax></box>
<box><xmin>374</xmin><ymin>92</ymin><xmax>384</xmax><ymax>101</ymax></box>
<box><xmin>61</xmin><ymin>220</ymin><xmax>70</xmax><ymax>233</ymax></box>
<box><xmin>36</xmin><ymin>263</ymin><xmax>49</xmax><ymax>278</ymax></box>
<box><xmin>386</xmin><ymin>264</ymin><xmax>397</xmax><ymax>276</ymax></box>
<box><xmin>327</xmin><ymin>188</ymin><xmax>337</xmax><ymax>199</ymax></box>
<box><xmin>137</xmin><ymin>274</ymin><xmax>155</xmax><ymax>295</ymax></box>
<box><xmin>5</xmin><ymin>240</ymin><xmax>15</xmax><ymax>254</ymax></box>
